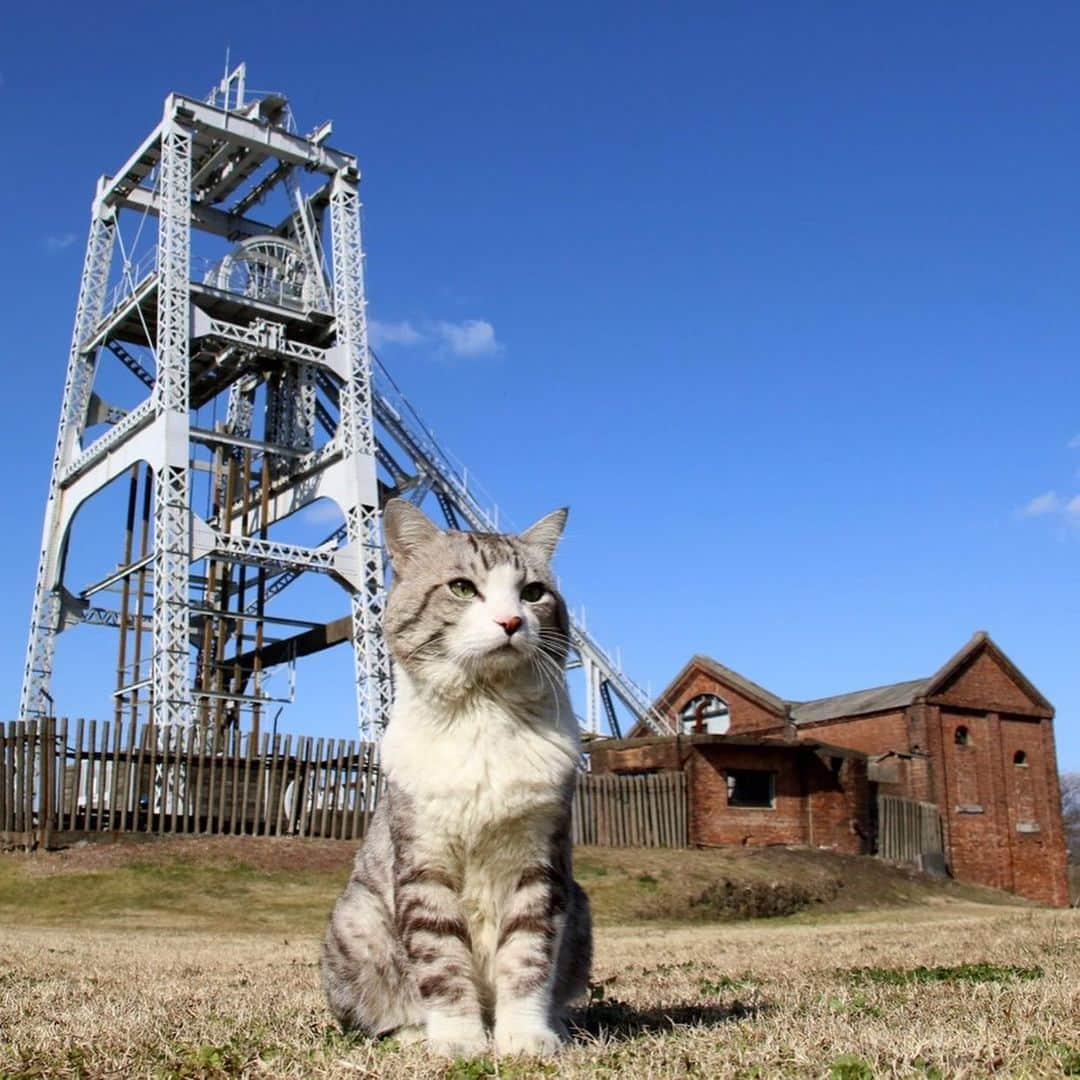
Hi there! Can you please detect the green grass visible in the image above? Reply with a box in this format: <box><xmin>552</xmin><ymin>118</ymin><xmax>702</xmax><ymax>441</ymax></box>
<box><xmin>828</xmin><ymin>1056</ymin><xmax>874</xmax><ymax>1080</ymax></box>
<box><xmin>843</xmin><ymin>962</ymin><xmax>1045</xmax><ymax>987</ymax></box>
<box><xmin>0</xmin><ymin>835</ymin><xmax>1029</xmax><ymax>944</ymax></box>
<box><xmin>0</xmin><ymin>856</ymin><xmax>344</xmax><ymax>934</ymax></box>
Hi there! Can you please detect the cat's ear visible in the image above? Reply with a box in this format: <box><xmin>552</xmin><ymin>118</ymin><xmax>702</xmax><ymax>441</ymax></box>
<box><xmin>519</xmin><ymin>507</ymin><xmax>568</xmax><ymax>562</ymax></box>
<box><xmin>383</xmin><ymin>498</ymin><xmax>440</xmax><ymax>571</ymax></box>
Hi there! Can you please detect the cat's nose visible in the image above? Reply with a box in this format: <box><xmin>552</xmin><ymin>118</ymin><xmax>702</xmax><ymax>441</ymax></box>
<box><xmin>496</xmin><ymin>616</ymin><xmax>523</xmax><ymax>637</ymax></box>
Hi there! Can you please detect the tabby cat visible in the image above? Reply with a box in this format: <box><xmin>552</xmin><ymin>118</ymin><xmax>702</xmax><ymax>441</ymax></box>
<box><xmin>322</xmin><ymin>499</ymin><xmax>592</xmax><ymax>1057</ymax></box>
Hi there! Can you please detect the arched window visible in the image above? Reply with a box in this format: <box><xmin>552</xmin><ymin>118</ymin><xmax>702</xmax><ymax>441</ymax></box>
<box><xmin>954</xmin><ymin>726</ymin><xmax>970</xmax><ymax>746</ymax></box>
<box><xmin>678</xmin><ymin>693</ymin><xmax>730</xmax><ymax>735</ymax></box>
<box><xmin>1013</xmin><ymin>750</ymin><xmax>1027</xmax><ymax>766</ymax></box>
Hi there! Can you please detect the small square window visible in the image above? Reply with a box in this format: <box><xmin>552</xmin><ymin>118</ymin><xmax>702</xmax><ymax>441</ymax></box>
<box><xmin>726</xmin><ymin>769</ymin><xmax>776</xmax><ymax>808</ymax></box>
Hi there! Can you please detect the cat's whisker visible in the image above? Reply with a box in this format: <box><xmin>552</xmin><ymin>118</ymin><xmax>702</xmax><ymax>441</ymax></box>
<box><xmin>528</xmin><ymin>653</ymin><xmax>560</xmax><ymax>702</ymax></box>
<box><xmin>404</xmin><ymin>630</ymin><xmax>446</xmax><ymax>663</ymax></box>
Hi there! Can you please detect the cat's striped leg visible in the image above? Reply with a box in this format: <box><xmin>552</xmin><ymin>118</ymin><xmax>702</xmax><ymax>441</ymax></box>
<box><xmin>396</xmin><ymin>864</ymin><xmax>487</xmax><ymax>1057</ymax></box>
<box><xmin>323</xmin><ymin>874</ymin><xmax>420</xmax><ymax>1036</ymax></box>
<box><xmin>492</xmin><ymin>864</ymin><xmax>569</xmax><ymax>1057</ymax></box>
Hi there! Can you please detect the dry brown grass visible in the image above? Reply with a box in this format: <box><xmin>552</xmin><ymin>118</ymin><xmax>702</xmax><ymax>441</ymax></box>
<box><xmin>1</xmin><ymin>901</ymin><xmax>1077</xmax><ymax>1078</ymax></box>
<box><xmin>571</xmin><ymin>845</ymin><xmax>1021</xmax><ymax>924</ymax></box>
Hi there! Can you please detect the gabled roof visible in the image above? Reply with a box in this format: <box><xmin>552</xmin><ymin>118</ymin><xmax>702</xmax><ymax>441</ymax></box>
<box><xmin>632</xmin><ymin>653</ymin><xmax>788</xmax><ymax>739</ymax></box>
<box><xmin>789</xmin><ymin>678</ymin><xmax>929</xmax><ymax>726</ymax></box>
<box><xmin>924</xmin><ymin>630</ymin><xmax>1054</xmax><ymax>714</ymax></box>
<box><xmin>679</xmin><ymin>654</ymin><xmax>789</xmax><ymax>716</ymax></box>
<box><xmin>649</xmin><ymin>631</ymin><xmax>1054</xmax><ymax>735</ymax></box>
<box><xmin>788</xmin><ymin>632</ymin><xmax>1054</xmax><ymax>725</ymax></box>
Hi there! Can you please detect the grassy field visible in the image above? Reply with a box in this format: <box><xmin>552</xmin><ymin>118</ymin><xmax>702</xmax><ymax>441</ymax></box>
<box><xmin>0</xmin><ymin>838</ymin><xmax>1077</xmax><ymax>1078</ymax></box>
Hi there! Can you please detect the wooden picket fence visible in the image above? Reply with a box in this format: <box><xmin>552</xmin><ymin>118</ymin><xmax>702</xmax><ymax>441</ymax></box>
<box><xmin>877</xmin><ymin>794</ymin><xmax>943</xmax><ymax>868</ymax></box>
<box><xmin>572</xmin><ymin>771</ymin><xmax>688</xmax><ymax>848</ymax></box>
<box><xmin>2</xmin><ymin>719</ymin><xmax>691</xmax><ymax>852</ymax></box>
<box><xmin>0</xmin><ymin>717</ymin><xmax>380</xmax><ymax>848</ymax></box>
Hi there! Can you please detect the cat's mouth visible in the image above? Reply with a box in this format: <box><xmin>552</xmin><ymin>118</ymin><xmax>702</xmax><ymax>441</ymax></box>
<box><xmin>481</xmin><ymin>639</ymin><xmax>528</xmax><ymax>665</ymax></box>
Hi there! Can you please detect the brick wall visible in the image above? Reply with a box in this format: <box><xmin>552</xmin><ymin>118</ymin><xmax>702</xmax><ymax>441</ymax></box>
<box><xmin>590</xmin><ymin>738</ymin><xmax>869</xmax><ymax>855</ymax></box>
<box><xmin>798</xmin><ymin>710</ymin><xmax>910</xmax><ymax>756</ymax></box>
<box><xmin>688</xmin><ymin>744</ymin><xmax>868</xmax><ymax>854</ymax></box>
<box><xmin>938</xmin><ymin>709</ymin><xmax>1005</xmax><ymax>891</ymax></box>
<box><xmin>936</xmin><ymin>709</ymin><xmax>1068</xmax><ymax>906</ymax></box>
<box><xmin>659</xmin><ymin>667</ymin><xmax>786</xmax><ymax>735</ymax></box>
<box><xmin>588</xmin><ymin>738</ymin><xmax>686</xmax><ymax>775</ymax></box>
<box><xmin>934</xmin><ymin>651</ymin><xmax>1047</xmax><ymax>718</ymax></box>
<box><xmin>689</xmin><ymin>744</ymin><xmax>802</xmax><ymax>847</ymax></box>
<box><xmin>798</xmin><ymin>708</ymin><xmax>939</xmax><ymax>804</ymax></box>
<box><xmin>904</xmin><ymin>702</ymin><xmax>937</xmax><ymax>802</ymax></box>
<box><xmin>806</xmin><ymin>752</ymin><xmax>872</xmax><ymax>855</ymax></box>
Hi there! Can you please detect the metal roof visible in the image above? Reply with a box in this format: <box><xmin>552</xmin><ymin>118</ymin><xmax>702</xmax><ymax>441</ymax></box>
<box><xmin>788</xmin><ymin>678</ymin><xmax>929</xmax><ymax>726</ymax></box>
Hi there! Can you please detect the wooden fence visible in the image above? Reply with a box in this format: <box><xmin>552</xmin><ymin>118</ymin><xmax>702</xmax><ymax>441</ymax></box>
<box><xmin>572</xmin><ymin>771</ymin><xmax>688</xmax><ymax>848</ymax></box>
<box><xmin>877</xmin><ymin>794</ymin><xmax>944</xmax><ymax>868</ymax></box>
<box><xmin>2</xmin><ymin>720</ymin><xmax>690</xmax><ymax>851</ymax></box>
<box><xmin>0</xmin><ymin>717</ymin><xmax>380</xmax><ymax>847</ymax></box>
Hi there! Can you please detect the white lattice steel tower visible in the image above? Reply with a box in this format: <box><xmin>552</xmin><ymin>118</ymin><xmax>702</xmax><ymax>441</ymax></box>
<box><xmin>20</xmin><ymin>66</ymin><xmax>672</xmax><ymax>741</ymax></box>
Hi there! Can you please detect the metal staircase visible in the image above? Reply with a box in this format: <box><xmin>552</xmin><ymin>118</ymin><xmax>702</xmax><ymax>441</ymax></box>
<box><xmin>366</xmin><ymin>357</ymin><xmax>672</xmax><ymax>737</ymax></box>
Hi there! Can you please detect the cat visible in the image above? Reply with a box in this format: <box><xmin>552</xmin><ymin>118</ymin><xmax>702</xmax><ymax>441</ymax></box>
<box><xmin>322</xmin><ymin>498</ymin><xmax>592</xmax><ymax>1058</ymax></box>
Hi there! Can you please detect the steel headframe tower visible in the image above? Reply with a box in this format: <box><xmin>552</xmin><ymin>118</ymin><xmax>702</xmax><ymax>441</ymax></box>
<box><xmin>20</xmin><ymin>66</ymin><xmax>391</xmax><ymax>740</ymax></box>
<box><xmin>20</xmin><ymin>66</ymin><xmax>672</xmax><ymax>742</ymax></box>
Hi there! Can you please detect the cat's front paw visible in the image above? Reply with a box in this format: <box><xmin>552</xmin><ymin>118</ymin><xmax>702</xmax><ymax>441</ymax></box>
<box><xmin>493</xmin><ymin>1024</ymin><xmax>563</xmax><ymax>1058</ymax></box>
<box><xmin>393</xmin><ymin>1024</ymin><xmax>426</xmax><ymax>1046</ymax></box>
<box><xmin>425</xmin><ymin>1016</ymin><xmax>488</xmax><ymax>1058</ymax></box>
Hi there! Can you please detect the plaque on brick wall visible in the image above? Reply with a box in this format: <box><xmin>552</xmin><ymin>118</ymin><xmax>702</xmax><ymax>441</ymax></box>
<box><xmin>1017</xmin><ymin>822</ymin><xmax>1041</xmax><ymax>833</ymax></box>
<box><xmin>955</xmin><ymin>804</ymin><xmax>984</xmax><ymax>814</ymax></box>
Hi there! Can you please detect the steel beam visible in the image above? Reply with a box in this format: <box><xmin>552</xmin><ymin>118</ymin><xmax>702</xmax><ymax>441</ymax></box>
<box><xmin>168</xmin><ymin>95</ymin><xmax>354</xmax><ymax>174</ymax></box>
<box><xmin>115</xmin><ymin>183</ymin><xmax>273</xmax><ymax>240</ymax></box>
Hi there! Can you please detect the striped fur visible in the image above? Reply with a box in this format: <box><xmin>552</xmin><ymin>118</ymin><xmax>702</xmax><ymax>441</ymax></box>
<box><xmin>322</xmin><ymin>501</ymin><xmax>592</xmax><ymax>1057</ymax></box>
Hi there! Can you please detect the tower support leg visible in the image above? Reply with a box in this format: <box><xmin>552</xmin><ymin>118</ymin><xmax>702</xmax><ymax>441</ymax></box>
<box><xmin>19</xmin><ymin>206</ymin><xmax>117</xmax><ymax>720</ymax></box>
<box><xmin>151</xmin><ymin>115</ymin><xmax>193</xmax><ymax>729</ymax></box>
<box><xmin>329</xmin><ymin>169</ymin><xmax>393</xmax><ymax>741</ymax></box>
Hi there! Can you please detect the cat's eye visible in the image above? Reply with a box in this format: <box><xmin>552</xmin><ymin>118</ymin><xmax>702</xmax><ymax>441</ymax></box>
<box><xmin>448</xmin><ymin>578</ymin><xmax>478</xmax><ymax>600</ymax></box>
<box><xmin>520</xmin><ymin>582</ymin><xmax>546</xmax><ymax>603</ymax></box>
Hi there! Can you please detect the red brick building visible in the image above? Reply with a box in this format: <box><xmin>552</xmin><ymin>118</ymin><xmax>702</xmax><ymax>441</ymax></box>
<box><xmin>591</xmin><ymin>632</ymin><xmax>1069</xmax><ymax>907</ymax></box>
<box><xmin>589</xmin><ymin>732</ymin><xmax>872</xmax><ymax>855</ymax></box>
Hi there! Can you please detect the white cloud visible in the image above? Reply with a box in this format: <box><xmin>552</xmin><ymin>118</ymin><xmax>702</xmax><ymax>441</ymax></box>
<box><xmin>1019</xmin><ymin>491</ymin><xmax>1061</xmax><ymax>517</ymax></box>
<box><xmin>369</xmin><ymin>319</ymin><xmax>424</xmax><ymax>348</ymax></box>
<box><xmin>1019</xmin><ymin>490</ymin><xmax>1080</xmax><ymax>530</ymax></box>
<box><xmin>1067</xmin><ymin>434</ymin><xmax>1080</xmax><ymax>449</ymax></box>
<box><xmin>367</xmin><ymin>314</ymin><xmax>502</xmax><ymax>358</ymax></box>
<box><xmin>45</xmin><ymin>233</ymin><xmax>77</xmax><ymax>253</ymax></box>
<box><xmin>435</xmin><ymin>318</ymin><xmax>500</xmax><ymax>357</ymax></box>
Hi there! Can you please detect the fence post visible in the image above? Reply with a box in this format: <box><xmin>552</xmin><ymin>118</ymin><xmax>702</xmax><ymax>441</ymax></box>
<box><xmin>275</xmin><ymin>734</ymin><xmax>294</xmax><ymax>836</ymax></box>
<box><xmin>38</xmin><ymin>717</ymin><xmax>53</xmax><ymax>849</ymax></box>
<box><xmin>24</xmin><ymin>720</ymin><xmax>36</xmax><ymax>845</ymax></box>
<box><xmin>1</xmin><ymin>722</ymin><xmax>9</xmax><ymax>838</ymax></box>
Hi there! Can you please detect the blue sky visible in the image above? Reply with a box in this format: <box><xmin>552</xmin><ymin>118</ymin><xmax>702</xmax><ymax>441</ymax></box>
<box><xmin>0</xmin><ymin>3</ymin><xmax>1077</xmax><ymax>768</ymax></box>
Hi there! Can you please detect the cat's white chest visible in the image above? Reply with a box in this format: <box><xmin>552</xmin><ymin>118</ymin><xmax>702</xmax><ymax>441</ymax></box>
<box><xmin>382</xmin><ymin>698</ymin><xmax>577</xmax><ymax>842</ymax></box>
<box><xmin>380</xmin><ymin>681</ymin><xmax>579</xmax><ymax>990</ymax></box>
